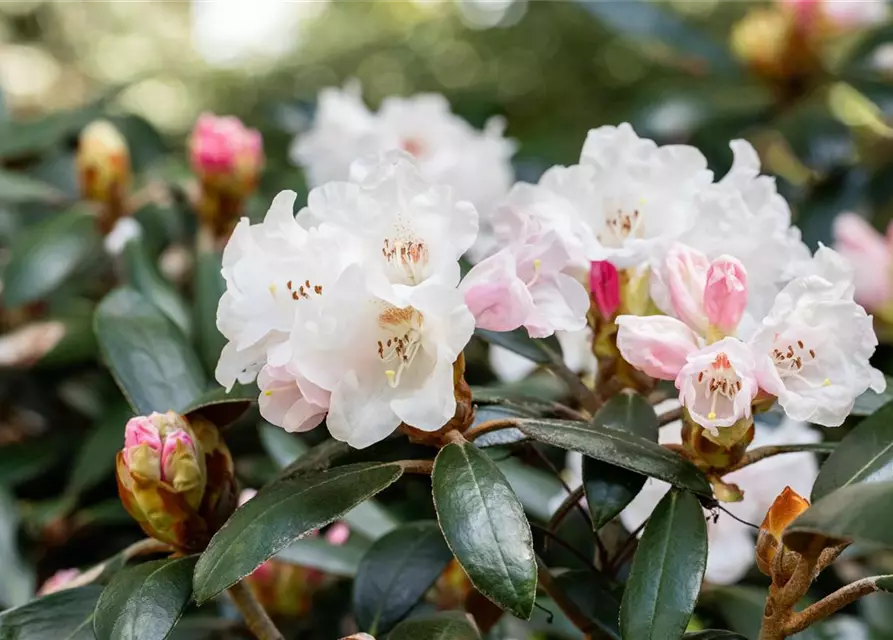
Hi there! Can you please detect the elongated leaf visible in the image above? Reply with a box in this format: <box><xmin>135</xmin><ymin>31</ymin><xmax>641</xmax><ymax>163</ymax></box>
<box><xmin>583</xmin><ymin>457</ymin><xmax>646</xmax><ymax>531</ymax></box>
<box><xmin>0</xmin><ymin>486</ymin><xmax>35</xmax><ymax>607</ymax></box>
<box><xmin>2</xmin><ymin>208</ymin><xmax>100</xmax><ymax>307</ymax></box>
<box><xmin>0</xmin><ymin>169</ymin><xmax>63</xmax><ymax>203</ymax></box>
<box><xmin>387</xmin><ymin>611</ymin><xmax>481</xmax><ymax>640</ymax></box>
<box><xmin>0</xmin><ymin>585</ymin><xmax>102</xmax><ymax>640</ymax></box>
<box><xmin>0</xmin><ymin>102</ymin><xmax>103</xmax><ymax>158</ymax></box>
<box><xmin>181</xmin><ymin>383</ymin><xmax>257</xmax><ymax>427</ymax></box>
<box><xmin>553</xmin><ymin>570</ymin><xmax>621</xmax><ymax>639</ymax></box>
<box><xmin>353</xmin><ymin>521</ymin><xmax>453</xmax><ymax>634</ymax></box>
<box><xmin>517</xmin><ymin>419</ymin><xmax>711</xmax><ymax>496</ymax></box>
<box><xmin>193</xmin><ymin>247</ymin><xmax>227</xmax><ymax>374</ymax></box>
<box><xmin>475</xmin><ymin>328</ymin><xmax>560</xmax><ymax>364</ymax></box>
<box><xmin>94</xmin><ymin>287</ymin><xmax>206</xmax><ymax>415</ymax></box>
<box><xmin>432</xmin><ymin>442</ymin><xmax>537</xmax><ymax>619</ymax></box>
<box><xmin>594</xmin><ymin>393</ymin><xmax>658</xmax><ymax>441</ymax></box>
<box><xmin>193</xmin><ymin>462</ymin><xmax>403</xmax><ymax>602</ymax></box>
<box><xmin>66</xmin><ymin>404</ymin><xmax>132</xmax><ymax>498</ymax></box>
<box><xmin>123</xmin><ymin>239</ymin><xmax>192</xmax><ymax>339</ymax></box>
<box><xmin>784</xmin><ymin>480</ymin><xmax>893</xmax><ymax>552</ymax></box>
<box><xmin>620</xmin><ymin>490</ymin><xmax>707</xmax><ymax>640</ymax></box>
<box><xmin>0</xmin><ymin>433</ymin><xmax>68</xmax><ymax>486</ymax></box>
<box><xmin>276</xmin><ymin>535</ymin><xmax>370</xmax><ymax>577</ymax></box>
<box><xmin>94</xmin><ymin>556</ymin><xmax>197</xmax><ymax>640</ymax></box>
<box><xmin>497</xmin><ymin>458</ymin><xmax>564</xmax><ymax>523</ymax></box>
<box><xmin>811</xmin><ymin>400</ymin><xmax>893</xmax><ymax>501</ymax></box>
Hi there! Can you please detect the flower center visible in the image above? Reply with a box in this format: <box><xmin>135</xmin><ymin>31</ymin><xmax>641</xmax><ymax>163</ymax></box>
<box><xmin>281</xmin><ymin>278</ymin><xmax>324</xmax><ymax>301</ymax></box>
<box><xmin>382</xmin><ymin>238</ymin><xmax>429</xmax><ymax>285</ymax></box>
<box><xmin>695</xmin><ymin>352</ymin><xmax>743</xmax><ymax>420</ymax></box>
<box><xmin>401</xmin><ymin>137</ymin><xmax>425</xmax><ymax>157</ymax></box>
<box><xmin>377</xmin><ymin>306</ymin><xmax>424</xmax><ymax>388</ymax></box>
<box><xmin>598</xmin><ymin>208</ymin><xmax>644</xmax><ymax>247</ymax></box>
<box><xmin>772</xmin><ymin>339</ymin><xmax>830</xmax><ymax>388</ymax></box>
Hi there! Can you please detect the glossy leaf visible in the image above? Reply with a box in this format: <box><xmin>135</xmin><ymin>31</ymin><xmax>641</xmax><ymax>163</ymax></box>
<box><xmin>180</xmin><ymin>383</ymin><xmax>257</xmax><ymax>427</ymax></box>
<box><xmin>517</xmin><ymin>418</ymin><xmax>711</xmax><ymax>496</ymax></box>
<box><xmin>594</xmin><ymin>393</ymin><xmax>658</xmax><ymax>441</ymax></box>
<box><xmin>553</xmin><ymin>570</ymin><xmax>621</xmax><ymax>639</ymax></box>
<box><xmin>785</xmin><ymin>480</ymin><xmax>893</xmax><ymax>553</ymax></box>
<box><xmin>812</xmin><ymin>400</ymin><xmax>893</xmax><ymax>501</ymax></box>
<box><xmin>93</xmin><ymin>556</ymin><xmax>197</xmax><ymax>640</ymax></box>
<box><xmin>94</xmin><ymin>287</ymin><xmax>206</xmax><ymax>415</ymax></box>
<box><xmin>475</xmin><ymin>327</ymin><xmax>561</xmax><ymax>364</ymax></box>
<box><xmin>0</xmin><ymin>585</ymin><xmax>102</xmax><ymax>640</ymax></box>
<box><xmin>583</xmin><ymin>456</ymin><xmax>646</xmax><ymax>531</ymax></box>
<box><xmin>620</xmin><ymin>490</ymin><xmax>707</xmax><ymax>640</ymax></box>
<box><xmin>387</xmin><ymin>611</ymin><xmax>481</xmax><ymax>640</ymax></box>
<box><xmin>2</xmin><ymin>208</ymin><xmax>100</xmax><ymax>307</ymax></box>
<box><xmin>193</xmin><ymin>246</ymin><xmax>227</xmax><ymax>375</ymax></box>
<box><xmin>276</xmin><ymin>534</ymin><xmax>370</xmax><ymax>577</ymax></box>
<box><xmin>353</xmin><ymin>521</ymin><xmax>453</xmax><ymax>634</ymax></box>
<box><xmin>123</xmin><ymin>239</ymin><xmax>192</xmax><ymax>339</ymax></box>
<box><xmin>193</xmin><ymin>462</ymin><xmax>403</xmax><ymax>602</ymax></box>
<box><xmin>432</xmin><ymin>441</ymin><xmax>537</xmax><ymax>619</ymax></box>
<box><xmin>497</xmin><ymin>458</ymin><xmax>564</xmax><ymax>523</ymax></box>
<box><xmin>0</xmin><ymin>169</ymin><xmax>63</xmax><ymax>203</ymax></box>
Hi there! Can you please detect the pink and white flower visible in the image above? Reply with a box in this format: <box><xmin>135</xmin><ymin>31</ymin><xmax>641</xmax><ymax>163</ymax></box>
<box><xmin>833</xmin><ymin>212</ymin><xmax>893</xmax><ymax>313</ymax></box>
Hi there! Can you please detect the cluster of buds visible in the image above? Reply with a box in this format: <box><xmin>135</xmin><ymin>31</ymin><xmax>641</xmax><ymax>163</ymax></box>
<box><xmin>76</xmin><ymin>120</ymin><xmax>132</xmax><ymax>234</ymax></box>
<box><xmin>189</xmin><ymin>113</ymin><xmax>263</xmax><ymax>240</ymax></box>
<box><xmin>116</xmin><ymin>411</ymin><xmax>236</xmax><ymax>552</ymax></box>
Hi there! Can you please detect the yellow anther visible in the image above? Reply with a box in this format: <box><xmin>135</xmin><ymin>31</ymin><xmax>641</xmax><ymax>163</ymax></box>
<box><xmin>385</xmin><ymin>370</ymin><xmax>396</xmax><ymax>383</ymax></box>
<box><xmin>533</xmin><ymin>259</ymin><xmax>542</xmax><ymax>270</ymax></box>
<box><xmin>707</xmin><ymin>411</ymin><xmax>717</xmax><ymax>420</ymax></box>
<box><xmin>823</xmin><ymin>378</ymin><xmax>831</xmax><ymax>386</ymax></box>
<box><xmin>264</xmin><ymin>390</ymin><xmax>273</xmax><ymax>396</ymax></box>
<box><xmin>268</xmin><ymin>283</ymin><xmax>277</xmax><ymax>295</ymax></box>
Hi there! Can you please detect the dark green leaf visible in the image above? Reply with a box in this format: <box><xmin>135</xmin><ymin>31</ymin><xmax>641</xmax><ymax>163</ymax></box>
<box><xmin>497</xmin><ymin>458</ymin><xmax>564</xmax><ymax>523</ymax></box>
<box><xmin>811</xmin><ymin>400</ymin><xmax>893</xmax><ymax>501</ymax></box>
<box><xmin>193</xmin><ymin>247</ymin><xmax>227</xmax><ymax>375</ymax></box>
<box><xmin>123</xmin><ymin>239</ymin><xmax>192</xmax><ymax>339</ymax></box>
<box><xmin>94</xmin><ymin>287</ymin><xmax>206</xmax><ymax>415</ymax></box>
<box><xmin>66</xmin><ymin>404</ymin><xmax>132</xmax><ymax>498</ymax></box>
<box><xmin>258</xmin><ymin>422</ymin><xmax>310</xmax><ymax>468</ymax></box>
<box><xmin>353</xmin><ymin>521</ymin><xmax>453</xmax><ymax>635</ymax></box>
<box><xmin>2</xmin><ymin>208</ymin><xmax>100</xmax><ymax>307</ymax></box>
<box><xmin>583</xmin><ymin>457</ymin><xmax>646</xmax><ymax>530</ymax></box>
<box><xmin>684</xmin><ymin>633</ymin><xmax>747</xmax><ymax>639</ymax></box>
<box><xmin>785</xmin><ymin>480</ymin><xmax>893</xmax><ymax>553</ymax></box>
<box><xmin>193</xmin><ymin>462</ymin><xmax>403</xmax><ymax>603</ymax></box>
<box><xmin>432</xmin><ymin>441</ymin><xmax>537</xmax><ymax>619</ymax></box>
<box><xmin>553</xmin><ymin>570</ymin><xmax>621</xmax><ymax>639</ymax></box>
<box><xmin>593</xmin><ymin>393</ymin><xmax>658</xmax><ymax>441</ymax></box>
<box><xmin>0</xmin><ymin>585</ymin><xmax>102</xmax><ymax>640</ymax></box>
<box><xmin>180</xmin><ymin>383</ymin><xmax>256</xmax><ymax>427</ymax></box>
<box><xmin>475</xmin><ymin>328</ymin><xmax>560</xmax><ymax>365</ymax></box>
<box><xmin>852</xmin><ymin>378</ymin><xmax>893</xmax><ymax>416</ymax></box>
<box><xmin>387</xmin><ymin>611</ymin><xmax>481</xmax><ymax>640</ymax></box>
<box><xmin>517</xmin><ymin>419</ymin><xmax>711</xmax><ymax>496</ymax></box>
<box><xmin>94</xmin><ymin>556</ymin><xmax>197</xmax><ymax>640</ymax></box>
<box><xmin>38</xmin><ymin>313</ymin><xmax>98</xmax><ymax>368</ymax></box>
<box><xmin>0</xmin><ymin>169</ymin><xmax>63</xmax><ymax>203</ymax></box>
<box><xmin>707</xmin><ymin>585</ymin><xmax>765</xmax><ymax>640</ymax></box>
<box><xmin>0</xmin><ymin>487</ymin><xmax>35</xmax><ymax>607</ymax></box>
<box><xmin>620</xmin><ymin>490</ymin><xmax>707</xmax><ymax>640</ymax></box>
<box><xmin>0</xmin><ymin>103</ymin><xmax>102</xmax><ymax>158</ymax></box>
<box><xmin>276</xmin><ymin>534</ymin><xmax>370</xmax><ymax>577</ymax></box>
<box><xmin>581</xmin><ymin>1</ymin><xmax>740</xmax><ymax>75</ymax></box>
<box><xmin>0</xmin><ymin>434</ymin><xmax>67</xmax><ymax>486</ymax></box>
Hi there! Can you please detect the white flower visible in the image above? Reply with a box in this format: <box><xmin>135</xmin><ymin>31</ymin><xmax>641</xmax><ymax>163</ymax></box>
<box><xmin>654</xmin><ymin>141</ymin><xmax>811</xmax><ymax>322</ymax></box>
<box><xmin>750</xmin><ymin>246</ymin><xmax>885</xmax><ymax>426</ymax></box>
<box><xmin>297</xmin><ymin>151</ymin><xmax>478</xmax><ymax>291</ymax></box>
<box><xmin>291</xmin><ymin>85</ymin><xmax>515</xmax><ymax>261</ymax></box>
<box><xmin>495</xmin><ymin>124</ymin><xmax>711</xmax><ymax>270</ymax></box>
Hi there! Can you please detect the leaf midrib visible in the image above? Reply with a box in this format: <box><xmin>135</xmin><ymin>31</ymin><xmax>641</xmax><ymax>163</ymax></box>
<box><xmin>826</xmin><ymin>434</ymin><xmax>893</xmax><ymax>496</ymax></box>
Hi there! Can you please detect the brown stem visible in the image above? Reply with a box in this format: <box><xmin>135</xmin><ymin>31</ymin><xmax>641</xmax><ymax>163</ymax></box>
<box><xmin>530</xmin><ymin>523</ymin><xmax>599</xmax><ymax>574</ymax></box>
<box><xmin>398</xmin><ymin>459</ymin><xmax>434</xmax><ymax>475</ymax></box>
<box><xmin>783</xmin><ymin>577</ymin><xmax>881</xmax><ymax>636</ymax></box>
<box><xmin>658</xmin><ymin>405</ymin><xmax>683</xmax><ymax>426</ymax></box>
<box><xmin>536</xmin><ymin>557</ymin><xmax>594</xmax><ymax>633</ymax></box>
<box><xmin>547</xmin><ymin>484</ymin><xmax>587</xmax><ymax>534</ymax></box>
<box><xmin>463</xmin><ymin>418</ymin><xmax>519</xmax><ymax>441</ymax></box>
<box><xmin>547</xmin><ymin>363</ymin><xmax>601</xmax><ymax>414</ymax></box>
<box><xmin>608</xmin><ymin>520</ymin><xmax>646</xmax><ymax>574</ymax></box>
<box><xmin>442</xmin><ymin>428</ymin><xmax>468</xmax><ymax>446</ymax></box>
<box><xmin>227</xmin><ymin>580</ymin><xmax>285</xmax><ymax>640</ymax></box>
<box><xmin>724</xmin><ymin>444</ymin><xmax>835</xmax><ymax>474</ymax></box>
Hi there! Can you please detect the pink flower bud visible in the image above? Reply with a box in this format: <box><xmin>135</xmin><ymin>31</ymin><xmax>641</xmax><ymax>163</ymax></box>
<box><xmin>833</xmin><ymin>213</ymin><xmax>893</xmax><ymax>312</ymax></box>
<box><xmin>37</xmin><ymin>568</ymin><xmax>81</xmax><ymax>596</ymax></box>
<box><xmin>123</xmin><ymin>416</ymin><xmax>163</xmax><ymax>480</ymax></box>
<box><xmin>664</xmin><ymin>244</ymin><xmax>710</xmax><ymax>334</ymax></box>
<box><xmin>325</xmin><ymin>522</ymin><xmax>351</xmax><ymax>546</ymax></box>
<box><xmin>704</xmin><ymin>256</ymin><xmax>748</xmax><ymax>336</ymax></box>
<box><xmin>189</xmin><ymin>113</ymin><xmax>263</xmax><ymax>192</ymax></box>
<box><xmin>590</xmin><ymin>260</ymin><xmax>620</xmax><ymax>319</ymax></box>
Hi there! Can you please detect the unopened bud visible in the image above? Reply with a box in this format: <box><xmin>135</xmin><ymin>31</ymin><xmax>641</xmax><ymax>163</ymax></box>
<box><xmin>117</xmin><ymin>412</ymin><xmax>234</xmax><ymax>552</ymax></box>
<box><xmin>756</xmin><ymin>486</ymin><xmax>810</xmax><ymax>576</ymax></box>
<box><xmin>705</xmin><ymin>256</ymin><xmax>748</xmax><ymax>337</ymax></box>
<box><xmin>77</xmin><ymin>120</ymin><xmax>131</xmax><ymax>231</ymax></box>
<box><xmin>37</xmin><ymin>568</ymin><xmax>80</xmax><ymax>596</ymax></box>
<box><xmin>590</xmin><ymin>260</ymin><xmax>620</xmax><ymax>319</ymax></box>
<box><xmin>681</xmin><ymin>410</ymin><xmax>754</xmax><ymax>472</ymax></box>
<box><xmin>663</xmin><ymin>244</ymin><xmax>710</xmax><ymax>334</ymax></box>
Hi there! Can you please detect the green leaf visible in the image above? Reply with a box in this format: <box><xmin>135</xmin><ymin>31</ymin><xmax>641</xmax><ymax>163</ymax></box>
<box><xmin>432</xmin><ymin>441</ymin><xmax>537</xmax><ymax>619</ymax></box>
<box><xmin>517</xmin><ymin>419</ymin><xmax>711</xmax><ymax>496</ymax></box>
<box><xmin>852</xmin><ymin>378</ymin><xmax>893</xmax><ymax>416</ymax></box>
<box><xmin>0</xmin><ymin>169</ymin><xmax>63</xmax><ymax>203</ymax></box>
<box><xmin>38</xmin><ymin>313</ymin><xmax>99</xmax><ymax>368</ymax></box>
<box><xmin>180</xmin><ymin>383</ymin><xmax>257</xmax><ymax>427</ymax></box>
<box><xmin>620</xmin><ymin>490</ymin><xmax>707</xmax><ymax>640</ymax></box>
<box><xmin>0</xmin><ymin>585</ymin><xmax>102</xmax><ymax>640</ymax></box>
<box><xmin>0</xmin><ymin>434</ymin><xmax>67</xmax><ymax>486</ymax></box>
<box><xmin>193</xmin><ymin>462</ymin><xmax>403</xmax><ymax>603</ymax></box>
<box><xmin>0</xmin><ymin>103</ymin><xmax>101</xmax><ymax>158</ymax></box>
<box><xmin>553</xmin><ymin>570</ymin><xmax>621</xmax><ymax>639</ymax></box>
<box><xmin>497</xmin><ymin>458</ymin><xmax>564</xmax><ymax>523</ymax></box>
<box><xmin>2</xmin><ymin>208</ymin><xmax>101</xmax><ymax>307</ymax></box>
<box><xmin>581</xmin><ymin>1</ymin><xmax>740</xmax><ymax>76</ymax></box>
<box><xmin>123</xmin><ymin>239</ymin><xmax>192</xmax><ymax>339</ymax></box>
<box><xmin>258</xmin><ymin>422</ymin><xmax>309</xmax><ymax>468</ymax></box>
<box><xmin>811</xmin><ymin>400</ymin><xmax>893</xmax><ymax>501</ymax></box>
<box><xmin>193</xmin><ymin>247</ymin><xmax>227</xmax><ymax>375</ymax></box>
<box><xmin>93</xmin><ymin>556</ymin><xmax>197</xmax><ymax>640</ymax></box>
<box><xmin>784</xmin><ymin>480</ymin><xmax>893</xmax><ymax>552</ymax></box>
<box><xmin>276</xmin><ymin>534</ymin><xmax>370</xmax><ymax>577</ymax></box>
<box><xmin>353</xmin><ymin>521</ymin><xmax>454</xmax><ymax>635</ymax></box>
<box><xmin>0</xmin><ymin>486</ymin><xmax>35</xmax><ymax>607</ymax></box>
<box><xmin>684</xmin><ymin>633</ymin><xmax>748</xmax><ymax>639</ymax></box>
<box><xmin>387</xmin><ymin>611</ymin><xmax>481</xmax><ymax>640</ymax></box>
<box><xmin>475</xmin><ymin>328</ymin><xmax>560</xmax><ymax>365</ymax></box>
<box><xmin>593</xmin><ymin>393</ymin><xmax>659</xmax><ymax>441</ymax></box>
<box><xmin>583</xmin><ymin>457</ymin><xmax>646</xmax><ymax>531</ymax></box>
<box><xmin>94</xmin><ymin>287</ymin><xmax>206</xmax><ymax>415</ymax></box>
<box><xmin>66</xmin><ymin>404</ymin><xmax>132</xmax><ymax>498</ymax></box>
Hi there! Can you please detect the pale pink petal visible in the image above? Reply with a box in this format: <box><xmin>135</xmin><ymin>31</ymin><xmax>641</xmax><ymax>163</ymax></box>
<box><xmin>616</xmin><ymin>315</ymin><xmax>700</xmax><ymax>380</ymax></box>
<box><xmin>704</xmin><ymin>256</ymin><xmax>748</xmax><ymax>335</ymax></box>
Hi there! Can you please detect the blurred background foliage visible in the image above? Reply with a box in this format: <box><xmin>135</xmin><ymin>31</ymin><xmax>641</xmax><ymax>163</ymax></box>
<box><xmin>0</xmin><ymin>1</ymin><xmax>892</xmax><ymax>638</ymax></box>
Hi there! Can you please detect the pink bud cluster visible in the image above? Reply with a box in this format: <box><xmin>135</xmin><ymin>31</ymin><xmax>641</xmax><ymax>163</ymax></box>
<box><xmin>189</xmin><ymin>113</ymin><xmax>263</xmax><ymax>191</ymax></box>
<box><xmin>123</xmin><ymin>412</ymin><xmax>200</xmax><ymax>487</ymax></box>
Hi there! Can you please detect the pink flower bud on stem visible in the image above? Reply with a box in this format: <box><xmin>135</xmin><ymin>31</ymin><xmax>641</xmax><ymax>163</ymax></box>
<box><xmin>590</xmin><ymin>260</ymin><xmax>620</xmax><ymax>319</ymax></box>
<box><xmin>704</xmin><ymin>256</ymin><xmax>748</xmax><ymax>337</ymax></box>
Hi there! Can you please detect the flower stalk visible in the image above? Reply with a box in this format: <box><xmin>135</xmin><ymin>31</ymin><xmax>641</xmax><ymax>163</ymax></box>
<box><xmin>227</xmin><ymin>579</ymin><xmax>285</xmax><ymax>640</ymax></box>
